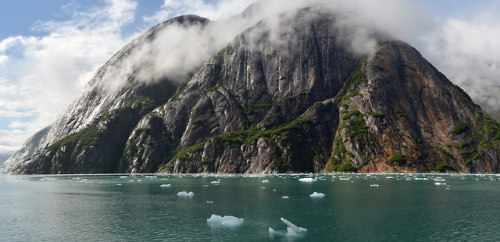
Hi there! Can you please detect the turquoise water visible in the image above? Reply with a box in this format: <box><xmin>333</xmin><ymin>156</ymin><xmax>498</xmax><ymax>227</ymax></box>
<box><xmin>1</xmin><ymin>173</ymin><xmax>500</xmax><ymax>241</ymax></box>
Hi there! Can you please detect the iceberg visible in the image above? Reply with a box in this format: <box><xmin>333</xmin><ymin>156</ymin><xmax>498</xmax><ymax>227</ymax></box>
<box><xmin>207</xmin><ymin>215</ymin><xmax>243</xmax><ymax>228</ymax></box>
<box><xmin>160</xmin><ymin>184</ymin><xmax>171</xmax><ymax>188</ymax></box>
<box><xmin>281</xmin><ymin>196</ymin><xmax>289</xmax><ymax>199</ymax></box>
<box><xmin>262</xmin><ymin>179</ymin><xmax>269</xmax><ymax>183</ymax></box>
<box><xmin>177</xmin><ymin>191</ymin><xmax>195</xmax><ymax>197</ymax></box>
<box><xmin>269</xmin><ymin>217</ymin><xmax>307</xmax><ymax>238</ymax></box>
<box><xmin>434</xmin><ymin>182</ymin><xmax>446</xmax><ymax>186</ymax></box>
<box><xmin>310</xmin><ymin>192</ymin><xmax>325</xmax><ymax>198</ymax></box>
<box><xmin>298</xmin><ymin>177</ymin><xmax>316</xmax><ymax>183</ymax></box>
<box><xmin>370</xmin><ymin>184</ymin><xmax>380</xmax><ymax>187</ymax></box>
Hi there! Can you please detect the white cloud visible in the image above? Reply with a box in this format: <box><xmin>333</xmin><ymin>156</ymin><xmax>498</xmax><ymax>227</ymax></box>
<box><xmin>0</xmin><ymin>55</ymin><xmax>8</xmax><ymax>65</ymax></box>
<box><xmin>0</xmin><ymin>0</ymin><xmax>139</xmax><ymax>154</ymax></box>
<box><xmin>143</xmin><ymin>0</ymin><xmax>256</xmax><ymax>24</ymax></box>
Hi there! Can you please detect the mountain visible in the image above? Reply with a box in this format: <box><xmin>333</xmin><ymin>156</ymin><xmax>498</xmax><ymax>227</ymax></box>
<box><xmin>2</xmin><ymin>6</ymin><xmax>499</xmax><ymax>174</ymax></box>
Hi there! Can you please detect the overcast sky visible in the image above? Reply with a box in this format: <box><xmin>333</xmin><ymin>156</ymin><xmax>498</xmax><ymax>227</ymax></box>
<box><xmin>0</xmin><ymin>0</ymin><xmax>499</xmax><ymax>161</ymax></box>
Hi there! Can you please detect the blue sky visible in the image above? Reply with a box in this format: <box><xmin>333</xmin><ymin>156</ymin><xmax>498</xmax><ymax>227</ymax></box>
<box><xmin>0</xmin><ymin>0</ymin><xmax>499</xmax><ymax>160</ymax></box>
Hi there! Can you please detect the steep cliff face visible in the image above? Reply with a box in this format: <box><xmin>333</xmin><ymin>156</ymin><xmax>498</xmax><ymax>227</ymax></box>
<box><xmin>6</xmin><ymin>15</ymin><xmax>207</xmax><ymax>174</ymax></box>
<box><xmin>4</xmin><ymin>7</ymin><xmax>499</xmax><ymax>175</ymax></box>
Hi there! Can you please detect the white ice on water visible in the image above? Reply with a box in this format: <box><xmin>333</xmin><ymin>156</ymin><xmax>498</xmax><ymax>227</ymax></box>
<box><xmin>211</xmin><ymin>180</ymin><xmax>220</xmax><ymax>184</ymax></box>
<box><xmin>207</xmin><ymin>214</ymin><xmax>243</xmax><ymax>228</ymax></box>
<box><xmin>310</xmin><ymin>192</ymin><xmax>325</xmax><ymax>198</ymax></box>
<box><xmin>262</xmin><ymin>179</ymin><xmax>269</xmax><ymax>183</ymax></box>
<box><xmin>269</xmin><ymin>217</ymin><xmax>307</xmax><ymax>238</ymax></box>
<box><xmin>298</xmin><ymin>177</ymin><xmax>316</xmax><ymax>183</ymax></box>
<box><xmin>369</xmin><ymin>184</ymin><xmax>380</xmax><ymax>187</ymax></box>
<box><xmin>160</xmin><ymin>184</ymin><xmax>171</xmax><ymax>188</ymax></box>
<box><xmin>177</xmin><ymin>191</ymin><xmax>194</xmax><ymax>197</ymax></box>
<box><xmin>434</xmin><ymin>182</ymin><xmax>446</xmax><ymax>186</ymax></box>
<box><xmin>282</xmin><ymin>196</ymin><xmax>289</xmax><ymax>199</ymax></box>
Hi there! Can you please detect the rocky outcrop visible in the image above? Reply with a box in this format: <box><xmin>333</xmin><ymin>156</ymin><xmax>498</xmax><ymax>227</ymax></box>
<box><xmin>4</xmin><ymin>7</ymin><xmax>499</xmax><ymax>174</ymax></box>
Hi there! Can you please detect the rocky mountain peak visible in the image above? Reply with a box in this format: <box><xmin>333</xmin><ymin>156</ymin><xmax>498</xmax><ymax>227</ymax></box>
<box><xmin>2</xmin><ymin>6</ymin><xmax>499</xmax><ymax>175</ymax></box>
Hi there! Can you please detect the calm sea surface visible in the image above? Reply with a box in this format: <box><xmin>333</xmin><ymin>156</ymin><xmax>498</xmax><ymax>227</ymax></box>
<box><xmin>1</xmin><ymin>173</ymin><xmax>499</xmax><ymax>241</ymax></box>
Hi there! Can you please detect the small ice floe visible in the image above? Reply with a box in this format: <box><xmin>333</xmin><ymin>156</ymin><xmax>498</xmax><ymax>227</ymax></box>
<box><xmin>40</xmin><ymin>177</ymin><xmax>57</xmax><ymax>181</ymax></box>
<box><xmin>145</xmin><ymin>176</ymin><xmax>157</xmax><ymax>179</ymax></box>
<box><xmin>177</xmin><ymin>191</ymin><xmax>194</xmax><ymax>197</ymax></box>
<box><xmin>128</xmin><ymin>180</ymin><xmax>134</xmax><ymax>182</ymax></box>
<box><xmin>137</xmin><ymin>180</ymin><xmax>142</xmax><ymax>182</ymax></box>
<box><xmin>261</xmin><ymin>186</ymin><xmax>266</xmax><ymax>189</ymax></box>
<box><xmin>298</xmin><ymin>177</ymin><xmax>316</xmax><ymax>183</ymax></box>
<box><xmin>385</xmin><ymin>176</ymin><xmax>394</xmax><ymax>179</ymax></box>
<box><xmin>117</xmin><ymin>183</ymin><xmax>122</xmax><ymax>186</ymax></box>
<box><xmin>414</xmin><ymin>177</ymin><xmax>429</xmax><ymax>181</ymax></box>
<box><xmin>211</xmin><ymin>180</ymin><xmax>220</xmax><ymax>184</ymax></box>
<box><xmin>369</xmin><ymin>184</ymin><xmax>380</xmax><ymax>187</ymax></box>
<box><xmin>272</xmin><ymin>189</ymin><xmax>277</xmax><ymax>192</ymax></box>
<box><xmin>160</xmin><ymin>184</ymin><xmax>171</xmax><ymax>188</ymax></box>
<box><xmin>339</xmin><ymin>177</ymin><xmax>350</xmax><ymax>181</ymax></box>
<box><xmin>434</xmin><ymin>177</ymin><xmax>446</xmax><ymax>182</ymax></box>
<box><xmin>207</xmin><ymin>214</ymin><xmax>243</xmax><ymax>228</ymax></box>
<box><xmin>80</xmin><ymin>179</ymin><xmax>88</xmax><ymax>182</ymax></box>
<box><xmin>434</xmin><ymin>182</ymin><xmax>447</xmax><ymax>186</ymax></box>
<box><xmin>310</xmin><ymin>192</ymin><xmax>325</xmax><ymax>198</ymax></box>
<box><xmin>282</xmin><ymin>196</ymin><xmax>290</xmax><ymax>199</ymax></box>
<box><xmin>446</xmin><ymin>185</ymin><xmax>451</xmax><ymax>190</ymax></box>
<box><xmin>72</xmin><ymin>177</ymin><xmax>81</xmax><ymax>180</ymax></box>
<box><xmin>262</xmin><ymin>179</ymin><xmax>270</xmax><ymax>183</ymax></box>
<box><xmin>206</xmin><ymin>201</ymin><xmax>214</xmax><ymax>204</ymax></box>
<box><xmin>269</xmin><ymin>218</ymin><xmax>307</xmax><ymax>238</ymax></box>
<box><xmin>120</xmin><ymin>176</ymin><xmax>128</xmax><ymax>179</ymax></box>
<box><xmin>203</xmin><ymin>184</ymin><xmax>209</xmax><ymax>187</ymax></box>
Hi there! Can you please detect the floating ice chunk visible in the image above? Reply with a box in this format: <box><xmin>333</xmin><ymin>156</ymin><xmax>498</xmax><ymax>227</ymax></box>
<box><xmin>145</xmin><ymin>176</ymin><xmax>157</xmax><ymax>179</ymax></box>
<box><xmin>272</xmin><ymin>189</ymin><xmax>277</xmax><ymax>192</ymax></box>
<box><xmin>120</xmin><ymin>176</ymin><xmax>127</xmax><ymax>178</ymax></box>
<box><xmin>203</xmin><ymin>185</ymin><xmax>209</xmax><ymax>187</ymax></box>
<box><xmin>370</xmin><ymin>184</ymin><xmax>380</xmax><ymax>187</ymax></box>
<box><xmin>211</xmin><ymin>180</ymin><xmax>220</xmax><ymax>184</ymax></box>
<box><xmin>414</xmin><ymin>177</ymin><xmax>429</xmax><ymax>181</ymax></box>
<box><xmin>262</xmin><ymin>179</ymin><xmax>269</xmax><ymax>183</ymax></box>
<box><xmin>282</xmin><ymin>196</ymin><xmax>289</xmax><ymax>199</ymax></box>
<box><xmin>434</xmin><ymin>178</ymin><xmax>446</xmax><ymax>182</ymax></box>
<box><xmin>128</xmin><ymin>180</ymin><xmax>134</xmax><ymax>182</ymax></box>
<box><xmin>206</xmin><ymin>201</ymin><xmax>214</xmax><ymax>204</ymax></box>
<box><xmin>310</xmin><ymin>192</ymin><xmax>325</xmax><ymax>198</ymax></box>
<box><xmin>117</xmin><ymin>183</ymin><xmax>122</xmax><ymax>186</ymax></box>
<box><xmin>298</xmin><ymin>178</ymin><xmax>316</xmax><ymax>183</ymax></box>
<box><xmin>207</xmin><ymin>215</ymin><xmax>243</xmax><ymax>228</ymax></box>
<box><xmin>339</xmin><ymin>177</ymin><xmax>350</xmax><ymax>181</ymax></box>
<box><xmin>160</xmin><ymin>184</ymin><xmax>171</xmax><ymax>188</ymax></box>
<box><xmin>261</xmin><ymin>186</ymin><xmax>266</xmax><ymax>189</ymax></box>
<box><xmin>177</xmin><ymin>191</ymin><xmax>194</xmax><ymax>197</ymax></box>
<box><xmin>385</xmin><ymin>176</ymin><xmax>394</xmax><ymax>179</ymax></box>
<box><xmin>434</xmin><ymin>182</ymin><xmax>446</xmax><ymax>186</ymax></box>
<box><xmin>40</xmin><ymin>177</ymin><xmax>57</xmax><ymax>181</ymax></box>
<box><xmin>269</xmin><ymin>218</ymin><xmax>307</xmax><ymax>238</ymax></box>
<box><xmin>137</xmin><ymin>180</ymin><xmax>142</xmax><ymax>182</ymax></box>
<box><xmin>281</xmin><ymin>218</ymin><xmax>307</xmax><ymax>233</ymax></box>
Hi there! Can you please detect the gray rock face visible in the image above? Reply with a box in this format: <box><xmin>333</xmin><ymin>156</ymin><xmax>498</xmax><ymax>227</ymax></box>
<box><xmin>2</xmin><ymin>15</ymin><xmax>208</xmax><ymax>174</ymax></box>
<box><xmin>0</xmin><ymin>126</ymin><xmax>51</xmax><ymax>173</ymax></box>
<box><xmin>5</xmin><ymin>8</ymin><xmax>499</xmax><ymax>175</ymax></box>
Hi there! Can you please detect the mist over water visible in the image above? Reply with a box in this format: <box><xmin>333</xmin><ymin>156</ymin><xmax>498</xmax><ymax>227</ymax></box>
<box><xmin>1</xmin><ymin>173</ymin><xmax>499</xmax><ymax>241</ymax></box>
